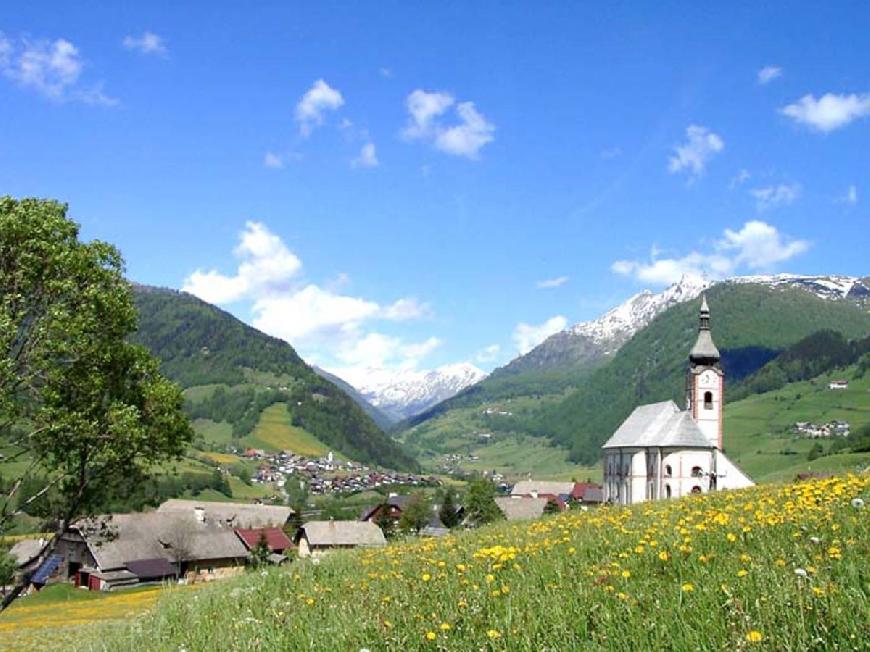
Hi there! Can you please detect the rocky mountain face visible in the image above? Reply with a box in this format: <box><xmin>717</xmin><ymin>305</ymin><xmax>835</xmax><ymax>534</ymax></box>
<box><xmin>347</xmin><ymin>363</ymin><xmax>487</xmax><ymax>422</ymax></box>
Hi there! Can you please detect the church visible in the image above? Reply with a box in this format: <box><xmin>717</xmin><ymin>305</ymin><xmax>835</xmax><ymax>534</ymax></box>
<box><xmin>601</xmin><ymin>296</ymin><xmax>753</xmax><ymax>505</ymax></box>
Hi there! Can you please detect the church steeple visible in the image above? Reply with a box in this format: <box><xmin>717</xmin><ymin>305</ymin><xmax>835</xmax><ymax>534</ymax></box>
<box><xmin>689</xmin><ymin>294</ymin><xmax>720</xmax><ymax>365</ymax></box>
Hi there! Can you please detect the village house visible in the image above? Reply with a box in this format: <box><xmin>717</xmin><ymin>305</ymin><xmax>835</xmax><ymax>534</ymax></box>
<box><xmin>235</xmin><ymin>527</ymin><xmax>294</xmax><ymax>564</ymax></box>
<box><xmin>602</xmin><ymin>296</ymin><xmax>754</xmax><ymax>505</ymax></box>
<box><xmin>828</xmin><ymin>380</ymin><xmax>849</xmax><ymax>390</ymax></box>
<box><xmin>511</xmin><ymin>479</ymin><xmax>603</xmax><ymax>508</ymax></box>
<box><xmin>359</xmin><ymin>494</ymin><xmax>411</xmax><ymax>523</ymax></box>
<box><xmin>495</xmin><ymin>496</ymin><xmax>549</xmax><ymax>521</ymax></box>
<box><xmin>294</xmin><ymin>520</ymin><xmax>386</xmax><ymax>558</ymax></box>
<box><xmin>156</xmin><ymin>499</ymin><xmax>293</xmax><ymax>529</ymax></box>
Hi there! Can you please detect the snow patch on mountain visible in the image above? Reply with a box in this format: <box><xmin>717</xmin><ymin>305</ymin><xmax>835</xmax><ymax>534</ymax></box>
<box><xmin>341</xmin><ymin>363</ymin><xmax>487</xmax><ymax>421</ymax></box>
<box><xmin>727</xmin><ymin>274</ymin><xmax>861</xmax><ymax>302</ymax></box>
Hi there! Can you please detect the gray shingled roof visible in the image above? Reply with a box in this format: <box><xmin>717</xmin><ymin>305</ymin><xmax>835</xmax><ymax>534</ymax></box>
<box><xmin>495</xmin><ymin>496</ymin><xmax>548</xmax><ymax>521</ymax></box>
<box><xmin>9</xmin><ymin>538</ymin><xmax>44</xmax><ymax>566</ymax></box>
<box><xmin>510</xmin><ymin>480</ymin><xmax>574</xmax><ymax>497</ymax></box>
<box><xmin>298</xmin><ymin>521</ymin><xmax>387</xmax><ymax>547</ymax></box>
<box><xmin>76</xmin><ymin>512</ymin><xmax>250</xmax><ymax>571</ymax></box>
<box><xmin>690</xmin><ymin>329</ymin><xmax>720</xmax><ymax>362</ymax></box>
<box><xmin>157</xmin><ymin>499</ymin><xmax>292</xmax><ymax>528</ymax></box>
<box><xmin>601</xmin><ymin>400</ymin><xmax>713</xmax><ymax>449</ymax></box>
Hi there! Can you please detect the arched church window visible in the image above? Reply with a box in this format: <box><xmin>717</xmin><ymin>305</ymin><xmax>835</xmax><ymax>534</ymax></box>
<box><xmin>665</xmin><ymin>464</ymin><xmax>672</xmax><ymax>477</ymax></box>
<box><xmin>703</xmin><ymin>391</ymin><xmax>713</xmax><ymax>410</ymax></box>
<box><xmin>691</xmin><ymin>466</ymin><xmax>703</xmax><ymax>477</ymax></box>
<box><xmin>691</xmin><ymin>485</ymin><xmax>702</xmax><ymax>494</ymax></box>
<box><xmin>665</xmin><ymin>484</ymin><xmax>672</xmax><ymax>498</ymax></box>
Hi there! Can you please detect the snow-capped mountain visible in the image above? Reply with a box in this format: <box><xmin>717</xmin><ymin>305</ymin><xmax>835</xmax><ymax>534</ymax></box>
<box><xmin>344</xmin><ymin>363</ymin><xmax>487</xmax><ymax>422</ymax></box>
<box><xmin>500</xmin><ymin>273</ymin><xmax>867</xmax><ymax>376</ymax></box>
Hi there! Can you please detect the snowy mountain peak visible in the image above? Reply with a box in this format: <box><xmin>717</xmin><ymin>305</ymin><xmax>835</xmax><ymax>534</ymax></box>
<box><xmin>570</xmin><ymin>273</ymin><xmax>712</xmax><ymax>349</ymax></box>
<box><xmin>339</xmin><ymin>363</ymin><xmax>487</xmax><ymax>422</ymax></box>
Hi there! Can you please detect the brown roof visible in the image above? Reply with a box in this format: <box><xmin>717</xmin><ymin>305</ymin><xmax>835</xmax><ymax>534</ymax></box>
<box><xmin>495</xmin><ymin>496</ymin><xmax>548</xmax><ymax>521</ymax></box>
<box><xmin>235</xmin><ymin>527</ymin><xmax>293</xmax><ymax>552</ymax></box>
<box><xmin>157</xmin><ymin>499</ymin><xmax>293</xmax><ymax>528</ymax></box>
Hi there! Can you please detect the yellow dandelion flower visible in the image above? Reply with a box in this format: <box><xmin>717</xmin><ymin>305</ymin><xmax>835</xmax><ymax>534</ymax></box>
<box><xmin>658</xmin><ymin>551</ymin><xmax>669</xmax><ymax>561</ymax></box>
<box><xmin>487</xmin><ymin>629</ymin><xmax>501</xmax><ymax>640</ymax></box>
<box><xmin>681</xmin><ymin>583</ymin><xmax>694</xmax><ymax>592</ymax></box>
<box><xmin>425</xmin><ymin>631</ymin><xmax>437</xmax><ymax>641</ymax></box>
<box><xmin>422</xmin><ymin>573</ymin><xmax>431</xmax><ymax>582</ymax></box>
<box><xmin>485</xmin><ymin>574</ymin><xmax>495</xmax><ymax>583</ymax></box>
<box><xmin>737</xmin><ymin>569</ymin><xmax>748</xmax><ymax>578</ymax></box>
<box><xmin>746</xmin><ymin>631</ymin><xmax>763</xmax><ymax>643</ymax></box>
<box><xmin>621</xmin><ymin>570</ymin><xmax>631</xmax><ymax>578</ymax></box>
<box><xmin>440</xmin><ymin>622</ymin><xmax>451</xmax><ymax>631</ymax></box>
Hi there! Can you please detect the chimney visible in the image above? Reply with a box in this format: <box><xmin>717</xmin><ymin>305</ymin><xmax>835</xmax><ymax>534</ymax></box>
<box><xmin>530</xmin><ymin>490</ymin><xmax>538</xmax><ymax>499</ymax></box>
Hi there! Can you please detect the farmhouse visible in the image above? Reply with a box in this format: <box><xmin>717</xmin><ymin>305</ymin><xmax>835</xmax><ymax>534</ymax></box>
<box><xmin>156</xmin><ymin>499</ymin><xmax>293</xmax><ymax>528</ymax></box>
<box><xmin>828</xmin><ymin>380</ymin><xmax>849</xmax><ymax>390</ymax></box>
<box><xmin>495</xmin><ymin>496</ymin><xmax>549</xmax><ymax>521</ymax></box>
<box><xmin>235</xmin><ymin>527</ymin><xmax>294</xmax><ymax>564</ymax></box>
<box><xmin>294</xmin><ymin>521</ymin><xmax>386</xmax><ymax>558</ymax></box>
<box><xmin>602</xmin><ymin>296</ymin><xmax>754</xmax><ymax>505</ymax></box>
<box><xmin>359</xmin><ymin>494</ymin><xmax>411</xmax><ymax>523</ymax></box>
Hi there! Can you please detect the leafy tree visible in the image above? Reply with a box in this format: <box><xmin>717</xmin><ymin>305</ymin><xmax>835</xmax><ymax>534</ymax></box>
<box><xmin>250</xmin><ymin>531</ymin><xmax>271</xmax><ymax>567</ymax></box>
<box><xmin>373</xmin><ymin>502</ymin><xmax>396</xmax><ymax>539</ymax></box>
<box><xmin>464</xmin><ymin>478</ymin><xmax>502</xmax><ymax>526</ymax></box>
<box><xmin>438</xmin><ymin>487</ymin><xmax>461</xmax><ymax>529</ymax></box>
<box><xmin>284</xmin><ymin>479</ymin><xmax>308</xmax><ymax>535</ymax></box>
<box><xmin>398</xmin><ymin>492</ymin><xmax>431</xmax><ymax>534</ymax></box>
<box><xmin>0</xmin><ymin>548</ymin><xmax>16</xmax><ymax>597</ymax></box>
<box><xmin>0</xmin><ymin>197</ymin><xmax>192</xmax><ymax>609</ymax></box>
<box><xmin>807</xmin><ymin>442</ymin><xmax>824</xmax><ymax>461</ymax></box>
<box><xmin>544</xmin><ymin>499</ymin><xmax>562</xmax><ymax>515</ymax></box>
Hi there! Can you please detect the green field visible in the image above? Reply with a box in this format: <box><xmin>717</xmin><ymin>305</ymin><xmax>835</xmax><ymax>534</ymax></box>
<box><xmin>45</xmin><ymin>472</ymin><xmax>870</xmax><ymax>651</ymax></box>
<box><xmin>724</xmin><ymin>366</ymin><xmax>870</xmax><ymax>481</ymax></box>
<box><xmin>242</xmin><ymin>403</ymin><xmax>333</xmax><ymax>457</ymax></box>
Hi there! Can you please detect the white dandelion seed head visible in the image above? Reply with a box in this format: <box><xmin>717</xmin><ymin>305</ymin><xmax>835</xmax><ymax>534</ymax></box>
<box><xmin>794</xmin><ymin>568</ymin><xmax>808</xmax><ymax>578</ymax></box>
<box><xmin>851</xmin><ymin>498</ymin><xmax>865</xmax><ymax>509</ymax></box>
<box><xmin>809</xmin><ymin>536</ymin><xmax>820</xmax><ymax>545</ymax></box>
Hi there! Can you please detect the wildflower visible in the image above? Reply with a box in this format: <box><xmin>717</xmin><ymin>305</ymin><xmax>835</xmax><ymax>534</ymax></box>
<box><xmin>810</xmin><ymin>536</ymin><xmax>821</xmax><ymax>545</ymax></box>
<box><xmin>737</xmin><ymin>569</ymin><xmax>748</xmax><ymax>578</ymax></box>
<box><xmin>658</xmin><ymin>551</ymin><xmax>669</xmax><ymax>561</ymax></box>
<box><xmin>425</xmin><ymin>631</ymin><xmax>437</xmax><ymax>641</ymax></box>
<box><xmin>305</xmin><ymin>598</ymin><xmax>315</xmax><ymax>606</ymax></box>
<box><xmin>746</xmin><ymin>631</ymin><xmax>763</xmax><ymax>643</ymax></box>
<box><xmin>485</xmin><ymin>574</ymin><xmax>495</xmax><ymax>583</ymax></box>
<box><xmin>621</xmin><ymin>570</ymin><xmax>631</xmax><ymax>578</ymax></box>
<box><xmin>775</xmin><ymin>559</ymin><xmax>786</xmax><ymax>567</ymax></box>
<box><xmin>795</xmin><ymin>568</ymin><xmax>808</xmax><ymax>578</ymax></box>
<box><xmin>852</xmin><ymin>498</ymin><xmax>864</xmax><ymax>509</ymax></box>
<box><xmin>681</xmin><ymin>583</ymin><xmax>694</xmax><ymax>592</ymax></box>
<box><xmin>422</xmin><ymin>573</ymin><xmax>431</xmax><ymax>582</ymax></box>
<box><xmin>440</xmin><ymin>623</ymin><xmax>451</xmax><ymax>631</ymax></box>
<box><xmin>487</xmin><ymin>630</ymin><xmax>501</xmax><ymax>640</ymax></box>
<box><xmin>726</xmin><ymin>532</ymin><xmax>737</xmax><ymax>542</ymax></box>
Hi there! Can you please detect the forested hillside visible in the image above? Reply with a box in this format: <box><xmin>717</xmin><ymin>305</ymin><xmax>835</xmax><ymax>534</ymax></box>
<box><xmin>532</xmin><ymin>284</ymin><xmax>870</xmax><ymax>463</ymax></box>
<box><xmin>130</xmin><ymin>285</ymin><xmax>418</xmax><ymax>471</ymax></box>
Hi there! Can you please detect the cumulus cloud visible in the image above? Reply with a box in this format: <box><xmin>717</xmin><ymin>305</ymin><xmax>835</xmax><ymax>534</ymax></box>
<box><xmin>750</xmin><ymin>183</ymin><xmax>801</xmax><ymax>211</ymax></box>
<box><xmin>536</xmin><ymin>276</ymin><xmax>569</xmax><ymax>289</ymax></box>
<box><xmin>182</xmin><ymin>221</ymin><xmax>437</xmax><ymax>378</ymax></box>
<box><xmin>780</xmin><ymin>93</ymin><xmax>870</xmax><ymax>132</ymax></box>
<box><xmin>0</xmin><ymin>33</ymin><xmax>117</xmax><ymax>105</ymax></box>
<box><xmin>263</xmin><ymin>152</ymin><xmax>284</xmax><ymax>168</ymax></box>
<box><xmin>730</xmin><ymin>169</ymin><xmax>751</xmax><ymax>189</ymax></box>
<box><xmin>611</xmin><ymin>220</ymin><xmax>809</xmax><ymax>285</ymax></box>
<box><xmin>183</xmin><ymin>222</ymin><xmax>302</xmax><ymax>303</ymax></box>
<box><xmin>475</xmin><ymin>344</ymin><xmax>501</xmax><ymax>364</ymax></box>
<box><xmin>838</xmin><ymin>185</ymin><xmax>858</xmax><ymax>206</ymax></box>
<box><xmin>512</xmin><ymin>316</ymin><xmax>567</xmax><ymax>355</ymax></box>
<box><xmin>295</xmin><ymin>79</ymin><xmax>344</xmax><ymax>136</ymax></box>
<box><xmin>668</xmin><ymin>125</ymin><xmax>724</xmax><ymax>178</ymax></box>
<box><xmin>757</xmin><ymin>65</ymin><xmax>782</xmax><ymax>85</ymax></box>
<box><xmin>122</xmin><ymin>31</ymin><xmax>167</xmax><ymax>56</ymax></box>
<box><xmin>352</xmin><ymin>142</ymin><xmax>378</xmax><ymax>168</ymax></box>
<box><xmin>403</xmin><ymin>89</ymin><xmax>494</xmax><ymax>159</ymax></box>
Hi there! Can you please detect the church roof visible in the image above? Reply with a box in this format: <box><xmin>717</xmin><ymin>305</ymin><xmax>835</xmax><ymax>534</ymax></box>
<box><xmin>602</xmin><ymin>400</ymin><xmax>714</xmax><ymax>449</ymax></box>
<box><xmin>689</xmin><ymin>329</ymin><xmax>720</xmax><ymax>362</ymax></box>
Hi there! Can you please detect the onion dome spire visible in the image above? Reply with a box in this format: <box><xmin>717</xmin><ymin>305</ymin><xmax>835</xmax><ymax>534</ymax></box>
<box><xmin>689</xmin><ymin>294</ymin><xmax>720</xmax><ymax>364</ymax></box>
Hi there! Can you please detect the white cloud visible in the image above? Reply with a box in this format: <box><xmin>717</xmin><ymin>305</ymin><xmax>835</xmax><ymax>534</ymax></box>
<box><xmin>122</xmin><ymin>31</ymin><xmax>167</xmax><ymax>56</ymax></box>
<box><xmin>757</xmin><ymin>65</ymin><xmax>782</xmax><ymax>85</ymax></box>
<box><xmin>183</xmin><ymin>222</ymin><xmax>302</xmax><ymax>303</ymax></box>
<box><xmin>183</xmin><ymin>222</ymin><xmax>437</xmax><ymax>379</ymax></box>
<box><xmin>536</xmin><ymin>276</ymin><xmax>569</xmax><ymax>289</ymax></box>
<box><xmin>295</xmin><ymin>79</ymin><xmax>344</xmax><ymax>136</ymax></box>
<box><xmin>512</xmin><ymin>316</ymin><xmax>567</xmax><ymax>355</ymax></box>
<box><xmin>780</xmin><ymin>93</ymin><xmax>870</xmax><ymax>133</ymax></box>
<box><xmin>668</xmin><ymin>125</ymin><xmax>724</xmax><ymax>178</ymax></box>
<box><xmin>475</xmin><ymin>344</ymin><xmax>501</xmax><ymax>364</ymax></box>
<box><xmin>263</xmin><ymin>152</ymin><xmax>284</xmax><ymax>168</ymax></box>
<box><xmin>730</xmin><ymin>169</ymin><xmax>751</xmax><ymax>188</ymax></box>
<box><xmin>352</xmin><ymin>142</ymin><xmax>378</xmax><ymax>168</ymax></box>
<box><xmin>749</xmin><ymin>183</ymin><xmax>801</xmax><ymax>211</ymax></box>
<box><xmin>838</xmin><ymin>185</ymin><xmax>858</xmax><ymax>205</ymax></box>
<box><xmin>611</xmin><ymin>220</ymin><xmax>809</xmax><ymax>285</ymax></box>
<box><xmin>403</xmin><ymin>89</ymin><xmax>495</xmax><ymax>159</ymax></box>
<box><xmin>0</xmin><ymin>33</ymin><xmax>116</xmax><ymax>105</ymax></box>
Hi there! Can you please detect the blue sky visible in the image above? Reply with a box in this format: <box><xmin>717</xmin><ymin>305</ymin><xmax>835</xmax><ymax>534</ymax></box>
<box><xmin>1</xmin><ymin>2</ymin><xmax>868</xmax><ymax>385</ymax></box>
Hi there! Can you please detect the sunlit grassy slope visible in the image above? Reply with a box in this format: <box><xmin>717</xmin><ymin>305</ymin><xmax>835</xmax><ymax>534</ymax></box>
<box><xmin>242</xmin><ymin>402</ymin><xmax>332</xmax><ymax>457</ymax></box>
<box><xmin>725</xmin><ymin>366</ymin><xmax>870</xmax><ymax>481</ymax></box>
<box><xmin>78</xmin><ymin>472</ymin><xmax>869</xmax><ymax>652</ymax></box>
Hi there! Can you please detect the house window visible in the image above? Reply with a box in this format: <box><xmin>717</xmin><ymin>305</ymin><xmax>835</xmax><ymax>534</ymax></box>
<box><xmin>665</xmin><ymin>484</ymin><xmax>672</xmax><ymax>498</ymax></box>
<box><xmin>691</xmin><ymin>485</ymin><xmax>702</xmax><ymax>494</ymax></box>
<box><xmin>665</xmin><ymin>464</ymin><xmax>672</xmax><ymax>477</ymax></box>
<box><xmin>691</xmin><ymin>466</ymin><xmax>703</xmax><ymax>478</ymax></box>
<box><xmin>703</xmin><ymin>391</ymin><xmax>713</xmax><ymax>410</ymax></box>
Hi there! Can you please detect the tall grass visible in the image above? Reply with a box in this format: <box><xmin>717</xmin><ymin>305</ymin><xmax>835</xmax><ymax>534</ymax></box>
<box><xmin>90</xmin><ymin>474</ymin><xmax>869</xmax><ymax>651</ymax></box>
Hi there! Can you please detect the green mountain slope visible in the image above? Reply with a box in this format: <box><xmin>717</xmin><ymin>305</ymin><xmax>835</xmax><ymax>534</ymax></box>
<box><xmin>313</xmin><ymin>366</ymin><xmax>396</xmax><ymax>430</ymax></box>
<box><xmin>535</xmin><ymin>283</ymin><xmax>870</xmax><ymax>464</ymax></box>
<box><xmin>130</xmin><ymin>285</ymin><xmax>418</xmax><ymax>471</ymax></box>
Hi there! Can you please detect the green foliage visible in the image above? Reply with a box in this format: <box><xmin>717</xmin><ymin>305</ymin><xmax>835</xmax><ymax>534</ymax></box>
<box><xmin>464</xmin><ymin>478</ymin><xmax>503</xmax><ymax>526</ymax></box>
<box><xmin>250</xmin><ymin>531</ymin><xmax>271</xmax><ymax>568</ymax></box>
<box><xmin>373</xmin><ymin>502</ymin><xmax>396</xmax><ymax>539</ymax></box>
<box><xmin>0</xmin><ymin>547</ymin><xmax>16</xmax><ymax>594</ymax></box>
<box><xmin>0</xmin><ymin>197</ymin><xmax>192</xmax><ymax>537</ymax></box>
<box><xmin>438</xmin><ymin>488</ymin><xmax>461</xmax><ymax>529</ymax></box>
<box><xmin>131</xmin><ymin>286</ymin><xmax>419</xmax><ymax>471</ymax></box>
<box><xmin>807</xmin><ymin>442</ymin><xmax>824</xmax><ymax>461</ymax></box>
<box><xmin>398</xmin><ymin>492</ymin><xmax>431</xmax><ymax>534</ymax></box>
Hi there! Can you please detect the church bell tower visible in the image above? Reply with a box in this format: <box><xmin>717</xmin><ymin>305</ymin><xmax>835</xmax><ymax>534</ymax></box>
<box><xmin>686</xmin><ymin>295</ymin><xmax>724</xmax><ymax>449</ymax></box>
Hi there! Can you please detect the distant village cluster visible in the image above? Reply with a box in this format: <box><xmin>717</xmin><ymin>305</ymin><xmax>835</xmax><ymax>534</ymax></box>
<box><xmin>240</xmin><ymin>449</ymin><xmax>438</xmax><ymax>495</ymax></box>
<box><xmin>792</xmin><ymin>420</ymin><xmax>850</xmax><ymax>439</ymax></box>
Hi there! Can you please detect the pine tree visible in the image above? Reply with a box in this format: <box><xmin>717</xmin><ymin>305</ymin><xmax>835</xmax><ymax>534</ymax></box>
<box><xmin>465</xmin><ymin>479</ymin><xmax>503</xmax><ymax>526</ymax></box>
<box><xmin>439</xmin><ymin>487</ymin><xmax>460</xmax><ymax>529</ymax></box>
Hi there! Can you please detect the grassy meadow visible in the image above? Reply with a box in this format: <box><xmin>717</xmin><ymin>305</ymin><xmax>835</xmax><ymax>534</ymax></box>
<box><xmin>66</xmin><ymin>472</ymin><xmax>870</xmax><ymax>652</ymax></box>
